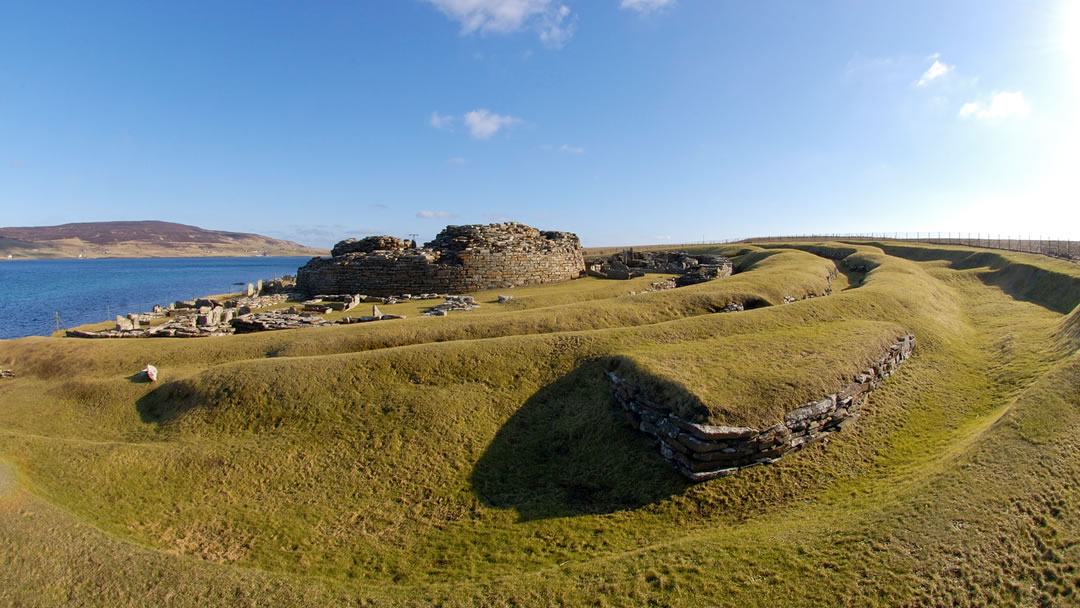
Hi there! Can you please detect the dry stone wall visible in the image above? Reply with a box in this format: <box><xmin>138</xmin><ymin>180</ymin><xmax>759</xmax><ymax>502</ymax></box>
<box><xmin>297</xmin><ymin>223</ymin><xmax>585</xmax><ymax>297</ymax></box>
<box><xmin>608</xmin><ymin>334</ymin><xmax>915</xmax><ymax>481</ymax></box>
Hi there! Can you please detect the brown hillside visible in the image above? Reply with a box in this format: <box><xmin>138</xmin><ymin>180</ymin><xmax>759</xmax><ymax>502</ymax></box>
<box><xmin>0</xmin><ymin>221</ymin><xmax>327</xmax><ymax>259</ymax></box>
<box><xmin>2</xmin><ymin>221</ymin><xmax>268</xmax><ymax>245</ymax></box>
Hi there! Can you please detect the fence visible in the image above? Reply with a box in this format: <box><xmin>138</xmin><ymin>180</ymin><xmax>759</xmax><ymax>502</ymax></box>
<box><xmin>585</xmin><ymin>234</ymin><xmax>1079</xmax><ymax>263</ymax></box>
<box><xmin>740</xmin><ymin>233</ymin><xmax>1079</xmax><ymax>262</ymax></box>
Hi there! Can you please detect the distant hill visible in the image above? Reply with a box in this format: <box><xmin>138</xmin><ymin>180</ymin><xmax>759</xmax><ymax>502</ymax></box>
<box><xmin>0</xmin><ymin>221</ymin><xmax>327</xmax><ymax>259</ymax></box>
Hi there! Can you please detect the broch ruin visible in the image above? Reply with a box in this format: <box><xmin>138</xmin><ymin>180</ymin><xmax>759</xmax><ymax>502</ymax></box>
<box><xmin>296</xmin><ymin>222</ymin><xmax>586</xmax><ymax>297</ymax></box>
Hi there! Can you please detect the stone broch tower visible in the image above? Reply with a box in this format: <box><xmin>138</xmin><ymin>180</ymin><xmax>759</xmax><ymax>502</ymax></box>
<box><xmin>296</xmin><ymin>222</ymin><xmax>585</xmax><ymax>297</ymax></box>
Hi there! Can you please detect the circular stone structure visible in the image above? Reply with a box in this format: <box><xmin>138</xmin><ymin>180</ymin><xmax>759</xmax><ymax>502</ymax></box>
<box><xmin>296</xmin><ymin>222</ymin><xmax>585</xmax><ymax>297</ymax></box>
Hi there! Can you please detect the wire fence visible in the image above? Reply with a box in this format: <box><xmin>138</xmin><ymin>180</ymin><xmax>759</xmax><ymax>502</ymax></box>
<box><xmin>585</xmin><ymin>233</ymin><xmax>1079</xmax><ymax>263</ymax></box>
<box><xmin>740</xmin><ymin>233</ymin><xmax>1079</xmax><ymax>262</ymax></box>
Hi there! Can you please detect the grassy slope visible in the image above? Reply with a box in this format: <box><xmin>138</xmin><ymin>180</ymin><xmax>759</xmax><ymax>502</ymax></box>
<box><xmin>1</xmin><ymin>242</ymin><xmax>1079</xmax><ymax>606</ymax></box>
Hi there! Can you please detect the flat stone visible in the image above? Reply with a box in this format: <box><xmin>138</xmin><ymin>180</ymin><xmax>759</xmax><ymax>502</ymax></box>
<box><xmin>681</xmin><ymin>467</ymin><xmax>739</xmax><ymax>482</ymax></box>
<box><xmin>655</xmin><ymin>418</ymin><xmax>681</xmax><ymax>439</ymax></box>
<box><xmin>784</xmin><ymin>395</ymin><xmax>837</xmax><ymax>425</ymax></box>
<box><xmin>670</xmin><ymin>416</ymin><xmax>758</xmax><ymax>441</ymax></box>
<box><xmin>690</xmin><ymin>450</ymin><xmax>742</xmax><ymax>463</ymax></box>
<box><xmin>675</xmin><ymin>432</ymin><xmax>729</xmax><ymax>453</ymax></box>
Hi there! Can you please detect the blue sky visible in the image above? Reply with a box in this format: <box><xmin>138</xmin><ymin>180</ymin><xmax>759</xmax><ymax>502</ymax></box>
<box><xmin>1</xmin><ymin>1</ymin><xmax>1077</xmax><ymax>247</ymax></box>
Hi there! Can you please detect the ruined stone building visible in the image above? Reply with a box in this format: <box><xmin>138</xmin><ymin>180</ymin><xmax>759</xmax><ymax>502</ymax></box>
<box><xmin>296</xmin><ymin>222</ymin><xmax>585</xmax><ymax>297</ymax></box>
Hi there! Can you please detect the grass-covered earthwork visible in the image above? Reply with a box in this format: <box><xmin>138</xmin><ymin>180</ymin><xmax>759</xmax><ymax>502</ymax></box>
<box><xmin>2</xmin><ymin>241</ymin><xmax>1079</xmax><ymax>606</ymax></box>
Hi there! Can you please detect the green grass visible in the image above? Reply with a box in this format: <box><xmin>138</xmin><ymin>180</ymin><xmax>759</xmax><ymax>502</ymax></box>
<box><xmin>2</xmin><ymin>240</ymin><xmax>1080</xmax><ymax>606</ymax></box>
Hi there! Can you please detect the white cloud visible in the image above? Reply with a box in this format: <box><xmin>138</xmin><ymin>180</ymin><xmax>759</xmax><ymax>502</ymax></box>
<box><xmin>463</xmin><ymin>109</ymin><xmax>520</xmax><ymax>139</ymax></box>
<box><xmin>430</xmin><ymin>111</ymin><xmax>454</xmax><ymax>129</ymax></box>
<box><xmin>425</xmin><ymin>0</ymin><xmax>575</xmax><ymax>47</ymax></box>
<box><xmin>620</xmin><ymin>0</ymin><xmax>676</xmax><ymax>14</ymax></box>
<box><xmin>447</xmin><ymin>156</ymin><xmax>468</xmax><ymax>164</ymax></box>
<box><xmin>540</xmin><ymin>143</ymin><xmax>584</xmax><ymax>154</ymax></box>
<box><xmin>958</xmin><ymin>91</ymin><xmax>1031</xmax><ymax>120</ymax></box>
<box><xmin>916</xmin><ymin>55</ymin><xmax>953</xmax><ymax>86</ymax></box>
<box><xmin>417</xmin><ymin>210</ymin><xmax>455</xmax><ymax>219</ymax></box>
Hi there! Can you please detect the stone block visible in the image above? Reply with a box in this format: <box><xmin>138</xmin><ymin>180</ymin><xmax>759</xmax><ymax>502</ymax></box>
<box><xmin>670</xmin><ymin>417</ymin><xmax>757</xmax><ymax>441</ymax></box>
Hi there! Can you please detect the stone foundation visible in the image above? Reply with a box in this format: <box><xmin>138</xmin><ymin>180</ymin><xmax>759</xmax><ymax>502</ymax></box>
<box><xmin>607</xmin><ymin>334</ymin><xmax>915</xmax><ymax>481</ymax></box>
<box><xmin>296</xmin><ymin>223</ymin><xmax>585</xmax><ymax>297</ymax></box>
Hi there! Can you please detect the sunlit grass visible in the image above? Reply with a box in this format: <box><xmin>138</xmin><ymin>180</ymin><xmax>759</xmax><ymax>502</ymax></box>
<box><xmin>2</xmin><ymin>240</ymin><xmax>1079</xmax><ymax>606</ymax></box>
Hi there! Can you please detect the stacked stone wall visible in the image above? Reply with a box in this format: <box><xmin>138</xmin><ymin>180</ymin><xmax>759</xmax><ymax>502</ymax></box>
<box><xmin>608</xmin><ymin>334</ymin><xmax>915</xmax><ymax>481</ymax></box>
<box><xmin>297</xmin><ymin>223</ymin><xmax>585</xmax><ymax>297</ymax></box>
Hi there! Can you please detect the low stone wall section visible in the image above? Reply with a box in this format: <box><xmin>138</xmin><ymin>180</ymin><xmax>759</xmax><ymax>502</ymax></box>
<box><xmin>607</xmin><ymin>334</ymin><xmax>915</xmax><ymax>481</ymax></box>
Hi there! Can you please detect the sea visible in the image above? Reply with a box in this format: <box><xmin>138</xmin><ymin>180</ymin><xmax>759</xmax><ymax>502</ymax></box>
<box><xmin>0</xmin><ymin>256</ymin><xmax>314</xmax><ymax>340</ymax></box>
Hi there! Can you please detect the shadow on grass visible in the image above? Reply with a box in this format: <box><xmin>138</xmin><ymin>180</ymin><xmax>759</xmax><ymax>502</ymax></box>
<box><xmin>835</xmin><ymin>264</ymin><xmax>867</xmax><ymax>291</ymax></box>
<box><xmin>869</xmin><ymin>243</ymin><xmax>1080</xmax><ymax>314</ymax></box>
<box><xmin>470</xmin><ymin>358</ymin><xmax>693</xmax><ymax>522</ymax></box>
<box><xmin>1058</xmin><ymin>306</ymin><xmax>1080</xmax><ymax>352</ymax></box>
<box><xmin>135</xmin><ymin>378</ymin><xmax>200</xmax><ymax>424</ymax></box>
<box><xmin>126</xmin><ymin>371</ymin><xmax>153</xmax><ymax>384</ymax></box>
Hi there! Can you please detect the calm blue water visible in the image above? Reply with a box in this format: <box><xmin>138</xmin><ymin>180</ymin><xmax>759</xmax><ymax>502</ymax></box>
<box><xmin>0</xmin><ymin>257</ymin><xmax>312</xmax><ymax>339</ymax></box>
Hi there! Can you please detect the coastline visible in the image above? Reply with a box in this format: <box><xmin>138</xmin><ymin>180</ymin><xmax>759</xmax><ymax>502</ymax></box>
<box><xmin>2</xmin><ymin>251</ymin><xmax>325</xmax><ymax>261</ymax></box>
<box><xmin>0</xmin><ymin>257</ymin><xmax>313</xmax><ymax>340</ymax></box>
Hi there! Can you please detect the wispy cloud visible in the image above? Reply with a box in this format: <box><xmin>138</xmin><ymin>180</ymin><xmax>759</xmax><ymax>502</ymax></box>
<box><xmin>447</xmin><ymin>157</ymin><xmax>468</xmax><ymax>164</ymax></box>
<box><xmin>620</xmin><ymin>0</ymin><xmax>676</xmax><ymax>14</ymax></box>
<box><xmin>959</xmin><ymin>91</ymin><xmax>1030</xmax><ymax>121</ymax></box>
<box><xmin>540</xmin><ymin>143</ymin><xmax>584</xmax><ymax>154</ymax></box>
<box><xmin>916</xmin><ymin>53</ymin><xmax>953</xmax><ymax>87</ymax></box>
<box><xmin>417</xmin><ymin>210</ymin><xmax>455</xmax><ymax>219</ymax></box>
<box><xmin>843</xmin><ymin>53</ymin><xmax>903</xmax><ymax>81</ymax></box>
<box><xmin>425</xmin><ymin>0</ymin><xmax>576</xmax><ymax>48</ymax></box>
<box><xmin>537</xmin><ymin>4</ymin><xmax>575</xmax><ymax>48</ymax></box>
<box><xmin>464</xmin><ymin>109</ymin><xmax>521</xmax><ymax>139</ymax></box>
<box><xmin>430</xmin><ymin>111</ymin><xmax>454</xmax><ymax>130</ymax></box>
<box><xmin>485</xmin><ymin>212</ymin><xmax>513</xmax><ymax>221</ymax></box>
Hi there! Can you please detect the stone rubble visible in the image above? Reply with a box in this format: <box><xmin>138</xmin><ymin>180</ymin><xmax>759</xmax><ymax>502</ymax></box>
<box><xmin>587</xmin><ymin>250</ymin><xmax>733</xmax><ymax>283</ymax></box>
<box><xmin>64</xmin><ymin>287</ymin><xmax>397</xmax><ymax>338</ymax></box>
<box><xmin>340</xmin><ymin>304</ymin><xmax>407</xmax><ymax>324</ymax></box>
<box><xmin>422</xmin><ymin>295</ymin><xmax>479</xmax><ymax>316</ymax></box>
<box><xmin>608</xmin><ymin>333</ymin><xmax>916</xmax><ymax>481</ymax></box>
<box><xmin>647</xmin><ymin>278</ymin><xmax>677</xmax><ymax>292</ymax></box>
<box><xmin>377</xmin><ymin>293</ymin><xmax>441</xmax><ymax>305</ymax></box>
<box><xmin>228</xmin><ymin>294</ymin><xmax>290</xmax><ymax>309</ymax></box>
<box><xmin>299</xmin><ymin>294</ymin><xmax>362</xmax><ymax>314</ymax></box>
<box><xmin>231</xmin><ymin>310</ymin><xmax>335</xmax><ymax>333</ymax></box>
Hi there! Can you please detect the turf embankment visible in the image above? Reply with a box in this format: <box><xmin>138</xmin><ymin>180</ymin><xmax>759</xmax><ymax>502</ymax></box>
<box><xmin>2</xmin><ymin>241</ymin><xmax>1080</xmax><ymax>606</ymax></box>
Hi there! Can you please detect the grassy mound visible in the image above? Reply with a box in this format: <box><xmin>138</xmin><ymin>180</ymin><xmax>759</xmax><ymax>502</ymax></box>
<box><xmin>2</xmin><ymin>241</ymin><xmax>1080</xmax><ymax>606</ymax></box>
